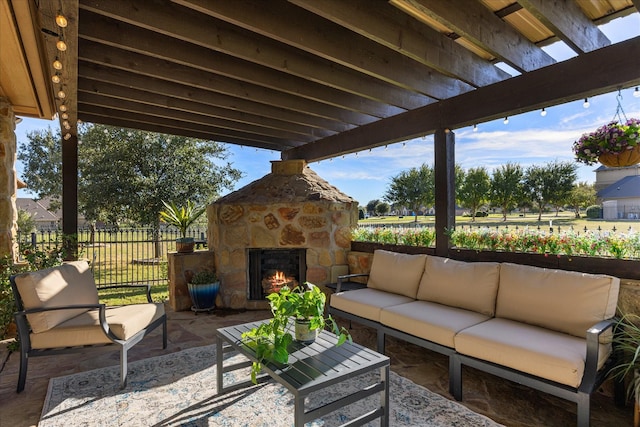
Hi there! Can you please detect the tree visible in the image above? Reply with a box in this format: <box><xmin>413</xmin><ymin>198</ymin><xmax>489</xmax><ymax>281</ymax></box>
<box><xmin>19</xmin><ymin>124</ymin><xmax>242</xmax><ymax>256</ymax></box>
<box><xmin>384</xmin><ymin>164</ymin><xmax>434</xmax><ymax>222</ymax></box>
<box><xmin>523</xmin><ymin>161</ymin><xmax>577</xmax><ymax>221</ymax></box>
<box><xmin>366</xmin><ymin>199</ymin><xmax>381</xmax><ymax>216</ymax></box>
<box><xmin>17</xmin><ymin>127</ymin><xmax>62</xmax><ymax>211</ymax></box>
<box><xmin>458</xmin><ymin>167</ymin><xmax>490</xmax><ymax>221</ymax></box>
<box><xmin>490</xmin><ymin>163</ymin><xmax>523</xmax><ymax>221</ymax></box>
<box><xmin>375</xmin><ymin>202</ymin><xmax>390</xmax><ymax>216</ymax></box>
<box><xmin>17</xmin><ymin>209</ymin><xmax>36</xmax><ymax>234</ymax></box>
<box><xmin>567</xmin><ymin>182</ymin><xmax>597</xmax><ymax>218</ymax></box>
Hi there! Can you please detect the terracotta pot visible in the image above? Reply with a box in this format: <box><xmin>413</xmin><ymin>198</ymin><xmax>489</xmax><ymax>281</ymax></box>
<box><xmin>176</xmin><ymin>238</ymin><xmax>195</xmax><ymax>253</ymax></box>
<box><xmin>599</xmin><ymin>146</ymin><xmax>640</xmax><ymax>167</ymax></box>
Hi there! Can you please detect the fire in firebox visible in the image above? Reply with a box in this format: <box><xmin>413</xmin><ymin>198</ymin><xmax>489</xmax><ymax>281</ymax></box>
<box><xmin>261</xmin><ymin>270</ymin><xmax>299</xmax><ymax>295</ymax></box>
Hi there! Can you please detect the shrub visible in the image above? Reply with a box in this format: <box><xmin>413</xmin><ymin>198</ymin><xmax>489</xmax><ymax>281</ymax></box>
<box><xmin>586</xmin><ymin>205</ymin><xmax>602</xmax><ymax>219</ymax></box>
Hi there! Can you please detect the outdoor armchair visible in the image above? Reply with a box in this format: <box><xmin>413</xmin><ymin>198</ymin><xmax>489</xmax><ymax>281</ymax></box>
<box><xmin>10</xmin><ymin>261</ymin><xmax>167</xmax><ymax>392</ymax></box>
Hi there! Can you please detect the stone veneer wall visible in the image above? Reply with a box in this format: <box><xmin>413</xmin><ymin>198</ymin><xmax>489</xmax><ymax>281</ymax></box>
<box><xmin>0</xmin><ymin>98</ymin><xmax>17</xmax><ymax>260</ymax></box>
<box><xmin>207</xmin><ymin>160</ymin><xmax>358</xmax><ymax>309</ymax></box>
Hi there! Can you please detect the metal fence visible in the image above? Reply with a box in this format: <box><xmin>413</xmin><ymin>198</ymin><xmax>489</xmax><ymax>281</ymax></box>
<box><xmin>17</xmin><ymin>227</ymin><xmax>208</xmax><ymax>288</ymax></box>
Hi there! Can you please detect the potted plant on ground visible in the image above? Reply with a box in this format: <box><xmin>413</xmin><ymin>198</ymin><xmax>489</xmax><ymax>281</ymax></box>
<box><xmin>573</xmin><ymin>118</ymin><xmax>640</xmax><ymax>167</ymax></box>
<box><xmin>160</xmin><ymin>200</ymin><xmax>205</xmax><ymax>253</ymax></box>
<box><xmin>186</xmin><ymin>270</ymin><xmax>219</xmax><ymax>313</ymax></box>
<box><xmin>241</xmin><ymin>283</ymin><xmax>351</xmax><ymax>383</ymax></box>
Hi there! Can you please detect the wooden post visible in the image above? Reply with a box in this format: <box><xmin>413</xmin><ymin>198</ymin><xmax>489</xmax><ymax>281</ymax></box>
<box><xmin>62</xmin><ymin>133</ymin><xmax>78</xmax><ymax>260</ymax></box>
<box><xmin>434</xmin><ymin>128</ymin><xmax>455</xmax><ymax>257</ymax></box>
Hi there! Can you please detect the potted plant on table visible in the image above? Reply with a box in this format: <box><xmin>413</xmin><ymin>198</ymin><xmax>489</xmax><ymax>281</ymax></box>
<box><xmin>573</xmin><ymin>118</ymin><xmax>640</xmax><ymax>167</ymax></box>
<box><xmin>241</xmin><ymin>283</ymin><xmax>351</xmax><ymax>383</ymax></box>
<box><xmin>160</xmin><ymin>200</ymin><xmax>205</xmax><ymax>253</ymax></box>
<box><xmin>186</xmin><ymin>270</ymin><xmax>219</xmax><ymax>313</ymax></box>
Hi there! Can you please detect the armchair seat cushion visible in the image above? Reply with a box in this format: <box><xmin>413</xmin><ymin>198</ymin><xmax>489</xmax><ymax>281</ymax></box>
<box><xmin>454</xmin><ymin>318</ymin><xmax>611</xmax><ymax>388</ymax></box>
<box><xmin>330</xmin><ymin>288</ymin><xmax>414</xmax><ymax>322</ymax></box>
<box><xmin>30</xmin><ymin>303</ymin><xmax>165</xmax><ymax>349</ymax></box>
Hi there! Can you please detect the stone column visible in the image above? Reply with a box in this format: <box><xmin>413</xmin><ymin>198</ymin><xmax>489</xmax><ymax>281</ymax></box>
<box><xmin>0</xmin><ymin>98</ymin><xmax>18</xmax><ymax>260</ymax></box>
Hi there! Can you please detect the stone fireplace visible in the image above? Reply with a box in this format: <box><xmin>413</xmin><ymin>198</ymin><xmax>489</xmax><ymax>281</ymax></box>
<box><xmin>207</xmin><ymin>160</ymin><xmax>358</xmax><ymax>309</ymax></box>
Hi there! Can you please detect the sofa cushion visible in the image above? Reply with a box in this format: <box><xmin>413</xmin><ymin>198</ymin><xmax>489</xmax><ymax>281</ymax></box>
<box><xmin>14</xmin><ymin>261</ymin><xmax>99</xmax><ymax>333</ymax></box>
<box><xmin>330</xmin><ymin>288</ymin><xmax>414</xmax><ymax>322</ymax></box>
<box><xmin>454</xmin><ymin>318</ymin><xmax>611</xmax><ymax>388</ymax></box>
<box><xmin>380</xmin><ymin>301</ymin><xmax>491</xmax><ymax>348</ymax></box>
<box><xmin>496</xmin><ymin>263</ymin><xmax>620</xmax><ymax>338</ymax></box>
<box><xmin>367</xmin><ymin>250</ymin><xmax>427</xmax><ymax>298</ymax></box>
<box><xmin>416</xmin><ymin>256</ymin><xmax>500</xmax><ymax>316</ymax></box>
<box><xmin>30</xmin><ymin>303</ymin><xmax>166</xmax><ymax>349</ymax></box>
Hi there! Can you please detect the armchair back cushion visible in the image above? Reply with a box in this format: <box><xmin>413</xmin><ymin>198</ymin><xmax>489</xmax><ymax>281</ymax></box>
<box><xmin>496</xmin><ymin>263</ymin><xmax>620</xmax><ymax>338</ymax></box>
<box><xmin>417</xmin><ymin>256</ymin><xmax>500</xmax><ymax>316</ymax></box>
<box><xmin>14</xmin><ymin>261</ymin><xmax>99</xmax><ymax>333</ymax></box>
<box><xmin>367</xmin><ymin>250</ymin><xmax>427</xmax><ymax>298</ymax></box>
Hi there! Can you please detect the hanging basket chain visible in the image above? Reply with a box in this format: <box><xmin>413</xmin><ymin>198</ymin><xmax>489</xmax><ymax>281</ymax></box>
<box><xmin>612</xmin><ymin>89</ymin><xmax>628</xmax><ymax>124</ymax></box>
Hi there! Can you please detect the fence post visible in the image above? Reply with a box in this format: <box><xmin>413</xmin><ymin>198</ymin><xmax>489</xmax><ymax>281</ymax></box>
<box><xmin>31</xmin><ymin>232</ymin><xmax>37</xmax><ymax>249</ymax></box>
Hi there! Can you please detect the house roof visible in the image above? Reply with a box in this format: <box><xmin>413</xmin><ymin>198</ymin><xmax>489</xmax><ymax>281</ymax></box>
<box><xmin>598</xmin><ymin>175</ymin><xmax>640</xmax><ymax>199</ymax></box>
<box><xmin>2</xmin><ymin>0</ymin><xmax>639</xmax><ymax>162</ymax></box>
<box><xmin>15</xmin><ymin>198</ymin><xmax>58</xmax><ymax>222</ymax></box>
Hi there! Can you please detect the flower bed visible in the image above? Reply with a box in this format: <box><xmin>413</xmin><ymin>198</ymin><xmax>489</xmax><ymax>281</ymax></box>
<box><xmin>353</xmin><ymin>226</ymin><xmax>640</xmax><ymax>260</ymax></box>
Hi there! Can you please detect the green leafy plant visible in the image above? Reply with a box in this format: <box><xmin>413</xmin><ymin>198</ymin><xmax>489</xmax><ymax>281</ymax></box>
<box><xmin>241</xmin><ymin>283</ymin><xmax>351</xmax><ymax>383</ymax></box>
<box><xmin>159</xmin><ymin>200</ymin><xmax>205</xmax><ymax>240</ymax></box>
<box><xmin>611</xmin><ymin>313</ymin><xmax>640</xmax><ymax>403</ymax></box>
<box><xmin>189</xmin><ymin>270</ymin><xmax>218</xmax><ymax>285</ymax></box>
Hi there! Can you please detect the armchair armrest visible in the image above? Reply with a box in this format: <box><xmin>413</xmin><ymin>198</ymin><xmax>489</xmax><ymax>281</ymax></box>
<box><xmin>99</xmin><ymin>283</ymin><xmax>154</xmax><ymax>302</ymax></box>
<box><xmin>336</xmin><ymin>273</ymin><xmax>369</xmax><ymax>293</ymax></box>
<box><xmin>581</xmin><ymin>318</ymin><xmax>616</xmax><ymax>390</ymax></box>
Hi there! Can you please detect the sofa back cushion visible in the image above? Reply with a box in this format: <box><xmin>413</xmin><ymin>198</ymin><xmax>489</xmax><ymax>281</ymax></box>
<box><xmin>14</xmin><ymin>261</ymin><xmax>99</xmax><ymax>333</ymax></box>
<box><xmin>496</xmin><ymin>263</ymin><xmax>620</xmax><ymax>338</ymax></box>
<box><xmin>367</xmin><ymin>250</ymin><xmax>427</xmax><ymax>298</ymax></box>
<box><xmin>416</xmin><ymin>256</ymin><xmax>500</xmax><ymax>316</ymax></box>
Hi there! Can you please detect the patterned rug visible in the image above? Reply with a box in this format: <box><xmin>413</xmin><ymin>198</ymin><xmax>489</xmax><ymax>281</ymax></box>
<box><xmin>40</xmin><ymin>345</ymin><xmax>503</xmax><ymax>426</ymax></box>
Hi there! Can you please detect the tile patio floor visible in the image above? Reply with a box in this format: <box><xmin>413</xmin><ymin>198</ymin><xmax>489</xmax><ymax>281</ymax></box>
<box><xmin>0</xmin><ymin>304</ymin><xmax>633</xmax><ymax>427</ymax></box>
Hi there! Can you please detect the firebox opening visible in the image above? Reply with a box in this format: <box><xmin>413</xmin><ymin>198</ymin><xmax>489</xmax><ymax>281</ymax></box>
<box><xmin>248</xmin><ymin>249</ymin><xmax>306</xmax><ymax>300</ymax></box>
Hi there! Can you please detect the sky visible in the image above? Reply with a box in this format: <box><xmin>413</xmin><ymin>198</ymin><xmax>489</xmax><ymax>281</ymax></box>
<box><xmin>14</xmin><ymin>13</ymin><xmax>640</xmax><ymax>208</ymax></box>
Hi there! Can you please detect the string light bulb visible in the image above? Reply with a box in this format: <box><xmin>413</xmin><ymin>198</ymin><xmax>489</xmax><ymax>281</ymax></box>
<box><xmin>634</xmin><ymin>87</ymin><xmax>640</xmax><ymax>98</ymax></box>
<box><xmin>59</xmin><ymin>104</ymin><xmax>67</xmax><ymax>112</ymax></box>
<box><xmin>55</xmin><ymin>13</ymin><xmax>68</xmax><ymax>28</ymax></box>
<box><xmin>503</xmin><ymin>117</ymin><xmax>509</xmax><ymax>125</ymax></box>
<box><xmin>540</xmin><ymin>108</ymin><xmax>547</xmax><ymax>117</ymax></box>
<box><xmin>57</xmin><ymin>89</ymin><xmax>66</xmax><ymax>99</ymax></box>
<box><xmin>583</xmin><ymin>98</ymin><xmax>590</xmax><ymax>108</ymax></box>
<box><xmin>53</xmin><ymin>58</ymin><xmax>63</xmax><ymax>70</ymax></box>
<box><xmin>63</xmin><ymin>133</ymin><xmax>71</xmax><ymax>140</ymax></box>
<box><xmin>51</xmin><ymin>73</ymin><xmax>61</xmax><ymax>84</ymax></box>
<box><xmin>61</xmin><ymin>112</ymin><xmax>69</xmax><ymax>120</ymax></box>
<box><xmin>473</xmin><ymin>124</ymin><xmax>478</xmax><ymax>132</ymax></box>
<box><xmin>56</xmin><ymin>39</ymin><xmax>67</xmax><ymax>52</ymax></box>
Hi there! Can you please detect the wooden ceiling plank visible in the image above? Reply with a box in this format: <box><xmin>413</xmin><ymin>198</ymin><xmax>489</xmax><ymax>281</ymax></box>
<box><xmin>77</xmin><ymin>40</ymin><xmax>378</xmax><ymax>127</ymax></box>
<box><xmin>78</xmin><ymin>62</ymin><xmax>354</xmax><ymax>133</ymax></box>
<box><xmin>79</xmin><ymin>0</ymin><xmax>433</xmax><ymax>110</ymax></box>
<box><xmin>518</xmin><ymin>0</ymin><xmax>610</xmax><ymax>54</ymax></box>
<box><xmin>77</xmin><ymin>79</ymin><xmax>332</xmax><ymax>138</ymax></box>
<box><xmin>79</xmin><ymin>103</ymin><xmax>304</xmax><ymax>148</ymax></box>
<box><xmin>284</xmin><ymin>36</ymin><xmax>640</xmax><ymax>161</ymax></box>
<box><xmin>288</xmin><ymin>0</ymin><xmax>510</xmax><ymax>88</ymax></box>
<box><xmin>78</xmin><ymin>12</ymin><xmax>403</xmax><ymax>119</ymax></box>
<box><xmin>79</xmin><ymin>113</ymin><xmax>286</xmax><ymax>151</ymax></box>
<box><xmin>78</xmin><ymin>91</ymin><xmax>320</xmax><ymax>142</ymax></box>
<box><xmin>174</xmin><ymin>0</ymin><xmax>474</xmax><ymax>99</ymax></box>
<box><xmin>401</xmin><ymin>0</ymin><xmax>555</xmax><ymax>73</ymax></box>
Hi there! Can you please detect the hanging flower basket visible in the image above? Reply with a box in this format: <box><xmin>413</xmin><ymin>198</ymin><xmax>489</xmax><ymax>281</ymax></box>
<box><xmin>573</xmin><ymin>118</ymin><xmax>640</xmax><ymax>167</ymax></box>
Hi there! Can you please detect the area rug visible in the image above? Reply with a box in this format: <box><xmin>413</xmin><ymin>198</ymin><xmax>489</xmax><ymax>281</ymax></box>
<box><xmin>40</xmin><ymin>345</ymin><xmax>503</xmax><ymax>426</ymax></box>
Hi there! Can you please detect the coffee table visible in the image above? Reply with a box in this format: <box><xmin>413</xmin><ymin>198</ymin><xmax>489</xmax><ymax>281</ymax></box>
<box><xmin>216</xmin><ymin>319</ymin><xmax>390</xmax><ymax>426</ymax></box>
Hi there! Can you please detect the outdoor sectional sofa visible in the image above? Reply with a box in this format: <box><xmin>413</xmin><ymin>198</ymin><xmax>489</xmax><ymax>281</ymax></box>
<box><xmin>329</xmin><ymin>249</ymin><xmax>621</xmax><ymax>427</ymax></box>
